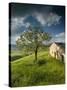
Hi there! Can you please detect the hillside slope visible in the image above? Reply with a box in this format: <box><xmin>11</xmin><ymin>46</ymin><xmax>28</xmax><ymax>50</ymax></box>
<box><xmin>10</xmin><ymin>51</ymin><xmax>65</xmax><ymax>87</ymax></box>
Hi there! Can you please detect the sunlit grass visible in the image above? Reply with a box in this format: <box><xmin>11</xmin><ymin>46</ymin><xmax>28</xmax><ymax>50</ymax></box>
<box><xmin>10</xmin><ymin>50</ymin><xmax>65</xmax><ymax>87</ymax></box>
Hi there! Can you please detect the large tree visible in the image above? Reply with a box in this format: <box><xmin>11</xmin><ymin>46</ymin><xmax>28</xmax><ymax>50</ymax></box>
<box><xmin>16</xmin><ymin>26</ymin><xmax>51</xmax><ymax>62</ymax></box>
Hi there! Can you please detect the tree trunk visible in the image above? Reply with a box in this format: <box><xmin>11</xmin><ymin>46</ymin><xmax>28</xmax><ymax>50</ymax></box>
<box><xmin>34</xmin><ymin>47</ymin><xmax>38</xmax><ymax>62</ymax></box>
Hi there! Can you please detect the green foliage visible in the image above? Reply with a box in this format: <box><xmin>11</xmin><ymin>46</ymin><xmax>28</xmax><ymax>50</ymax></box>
<box><xmin>16</xmin><ymin>26</ymin><xmax>51</xmax><ymax>50</ymax></box>
<box><xmin>16</xmin><ymin>26</ymin><xmax>51</xmax><ymax>61</ymax></box>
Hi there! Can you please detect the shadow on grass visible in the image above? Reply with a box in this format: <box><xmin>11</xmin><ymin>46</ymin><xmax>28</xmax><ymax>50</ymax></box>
<box><xmin>10</xmin><ymin>53</ymin><xmax>30</xmax><ymax>61</ymax></box>
<box><xmin>10</xmin><ymin>55</ymin><xmax>22</xmax><ymax>61</ymax></box>
<box><xmin>37</xmin><ymin>59</ymin><xmax>47</xmax><ymax>66</ymax></box>
<box><xmin>24</xmin><ymin>59</ymin><xmax>47</xmax><ymax>67</ymax></box>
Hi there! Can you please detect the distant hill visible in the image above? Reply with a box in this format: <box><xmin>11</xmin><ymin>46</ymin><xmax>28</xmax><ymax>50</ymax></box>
<box><xmin>43</xmin><ymin>41</ymin><xmax>65</xmax><ymax>46</ymax></box>
<box><xmin>55</xmin><ymin>42</ymin><xmax>65</xmax><ymax>52</ymax></box>
<box><xmin>55</xmin><ymin>42</ymin><xmax>65</xmax><ymax>48</ymax></box>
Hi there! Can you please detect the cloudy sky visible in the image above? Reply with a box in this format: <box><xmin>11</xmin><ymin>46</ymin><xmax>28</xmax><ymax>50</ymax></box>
<box><xmin>9</xmin><ymin>3</ymin><xmax>65</xmax><ymax>45</ymax></box>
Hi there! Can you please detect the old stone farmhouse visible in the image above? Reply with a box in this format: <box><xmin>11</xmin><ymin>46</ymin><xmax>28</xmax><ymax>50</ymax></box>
<box><xmin>49</xmin><ymin>42</ymin><xmax>65</xmax><ymax>61</ymax></box>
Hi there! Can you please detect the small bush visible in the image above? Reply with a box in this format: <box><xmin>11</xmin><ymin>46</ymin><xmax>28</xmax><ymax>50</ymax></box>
<box><xmin>37</xmin><ymin>59</ymin><xmax>46</xmax><ymax>66</ymax></box>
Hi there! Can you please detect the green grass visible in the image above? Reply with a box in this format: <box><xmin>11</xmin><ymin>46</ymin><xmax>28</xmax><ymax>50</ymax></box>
<box><xmin>10</xmin><ymin>50</ymin><xmax>65</xmax><ymax>87</ymax></box>
<box><xmin>10</xmin><ymin>50</ymin><xmax>30</xmax><ymax>61</ymax></box>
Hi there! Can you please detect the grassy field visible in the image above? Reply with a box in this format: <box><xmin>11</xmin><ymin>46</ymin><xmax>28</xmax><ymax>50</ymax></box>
<box><xmin>10</xmin><ymin>49</ymin><xmax>65</xmax><ymax>87</ymax></box>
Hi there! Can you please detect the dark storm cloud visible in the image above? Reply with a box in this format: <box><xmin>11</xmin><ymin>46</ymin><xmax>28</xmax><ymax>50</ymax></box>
<box><xmin>10</xmin><ymin>3</ymin><xmax>53</xmax><ymax>17</ymax></box>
